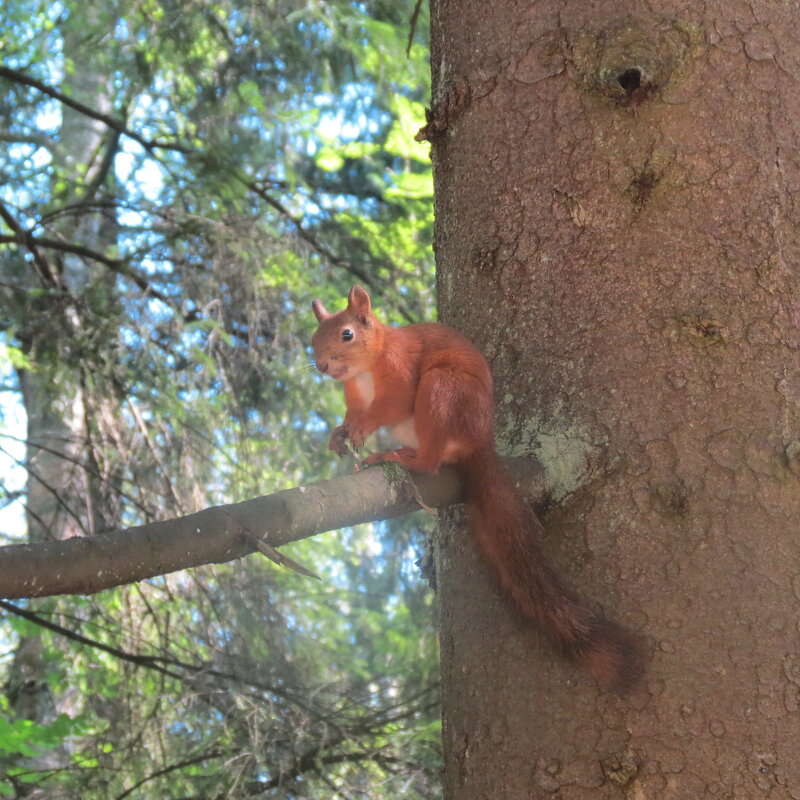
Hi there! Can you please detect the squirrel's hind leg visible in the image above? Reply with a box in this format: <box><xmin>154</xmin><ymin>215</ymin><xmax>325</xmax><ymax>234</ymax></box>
<box><xmin>363</xmin><ymin>447</ymin><xmax>443</xmax><ymax>473</ymax></box>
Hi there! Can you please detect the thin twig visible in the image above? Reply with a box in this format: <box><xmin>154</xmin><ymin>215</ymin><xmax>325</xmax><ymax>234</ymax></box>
<box><xmin>242</xmin><ymin>530</ymin><xmax>321</xmax><ymax>580</ymax></box>
<box><xmin>0</xmin><ymin>441</ymin><xmax>91</xmax><ymax>538</ymax></box>
<box><xmin>407</xmin><ymin>0</ymin><xmax>425</xmax><ymax>57</ymax></box>
<box><xmin>126</xmin><ymin>398</ymin><xmax>187</xmax><ymax>515</ymax></box>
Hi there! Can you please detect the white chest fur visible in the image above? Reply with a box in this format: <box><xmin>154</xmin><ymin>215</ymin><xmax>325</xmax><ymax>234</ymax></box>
<box><xmin>353</xmin><ymin>371</ymin><xmax>375</xmax><ymax>406</ymax></box>
<box><xmin>390</xmin><ymin>418</ymin><xmax>419</xmax><ymax>448</ymax></box>
<box><xmin>352</xmin><ymin>371</ymin><xmax>418</xmax><ymax>448</ymax></box>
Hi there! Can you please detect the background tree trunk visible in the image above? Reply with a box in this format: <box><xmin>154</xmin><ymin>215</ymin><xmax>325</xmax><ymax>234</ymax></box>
<box><xmin>5</xmin><ymin>5</ymin><xmax>118</xmax><ymax>791</ymax></box>
<box><xmin>430</xmin><ymin>2</ymin><xmax>800</xmax><ymax>797</ymax></box>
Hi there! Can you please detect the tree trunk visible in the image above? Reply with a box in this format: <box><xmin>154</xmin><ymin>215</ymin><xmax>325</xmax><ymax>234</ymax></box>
<box><xmin>429</xmin><ymin>2</ymin><xmax>800</xmax><ymax>797</ymax></box>
<box><xmin>18</xmin><ymin>5</ymin><xmax>117</xmax><ymax>548</ymax></box>
<box><xmin>5</xmin><ymin>4</ymin><xmax>118</xmax><ymax>790</ymax></box>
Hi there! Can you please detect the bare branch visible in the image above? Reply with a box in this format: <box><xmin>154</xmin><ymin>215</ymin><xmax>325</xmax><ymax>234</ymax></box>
<box><xmin>0</xmin><ymin>69</ymin><xmax>419</xmax><ymax>312</ymax></box>
<box><xmin>0</xmin><ymin>199</ymin><xmax>62</xmax><ymax>288</ymax></box>
<box><xmin>112</xmin><ymin>750</ymin><xmax>222</xmax><ymax>800</ymax></box>
<box><xmin>243</xmin><ymin>531</ymin><xmax>322</xmax><ymax>580</ymax></box>
<box><xmin>0</xmin><ymin>599</ymin><xmax>321</xmax><ymax>704</ymax></box>
<box><xmin>0</xmin><ymin>231</ymin><xmax>121</xmax><ymax>270</ymax></box>
<box><xmin>0</xmin><ymin>231</ymin><xmax>184</xmax><ymax>312</ymax></box>
<box><xmin>0</xmin><ymin>458</ymin><xmax>546</xmax><ymax>599</ymax></box>
<box><xmin>83</xmin><ymin>129</ymin><xmax>122</xmax><ymax>203</ymax></box>
<box><xmin>0</xmin><ymin>600</ymin><xmax>183</xmax><ymax>679</ymax></box>
<box><xmin>0</xmin><ymin>129</ymin><xmax>55</xmax><ymax>148</ymax></box>
<box><xmin>0</xmin><ymin>65</ymin><xmax>190</xmax><ymax>154</ymax></box>
<box><xmin>407</xmin><ymin>0</ymin><xmax>425</xmax><ymax>56</ymax></box>
<box><xmin>248</xmin><ymin>749</ymin><xmax>402</xmax><ymax>795</ymax></box>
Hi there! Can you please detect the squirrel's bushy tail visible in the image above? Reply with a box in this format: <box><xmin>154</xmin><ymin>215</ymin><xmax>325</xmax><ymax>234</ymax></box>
<box><xmin>462</xmin><ymin>449</ymin><xmax>642</xmax><ymax>690</ymax></box>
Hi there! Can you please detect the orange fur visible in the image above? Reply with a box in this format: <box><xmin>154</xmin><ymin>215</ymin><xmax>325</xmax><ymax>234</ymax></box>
<box><xmin>312</xmin><ymin>286</ymin><xmax>642</xmax><ymax>689</ymax></box>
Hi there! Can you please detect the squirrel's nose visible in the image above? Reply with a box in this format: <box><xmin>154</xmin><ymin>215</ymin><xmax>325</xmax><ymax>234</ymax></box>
<box><xmin>316</xmin><ymin>359</ymin><xmax>328</xmax><ymax>374</ymax></box>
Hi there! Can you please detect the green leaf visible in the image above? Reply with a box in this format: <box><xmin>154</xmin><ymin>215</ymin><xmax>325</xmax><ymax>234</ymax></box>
<box><xmin>386</xmin><ymin>171</ymin><xmax>433</xmax><ymax>200</ymax></box>
<box><xmin>315</xmin><ymin>146</ymin><xmax>345</xmax><ymax>172</ymax></box>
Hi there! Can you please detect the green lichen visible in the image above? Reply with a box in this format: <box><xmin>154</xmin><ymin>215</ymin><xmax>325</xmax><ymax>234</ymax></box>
<box><xmin>500</xmin><ymin>410</ymin><xmax>599</xmax><ymax>504</ymax></box>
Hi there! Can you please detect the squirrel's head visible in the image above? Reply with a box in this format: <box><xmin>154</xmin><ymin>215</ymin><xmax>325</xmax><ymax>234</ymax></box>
<box><xmin>311</xmin><ymin>285</ymin><xmax>381</xmax><ymax>381</ymax></box>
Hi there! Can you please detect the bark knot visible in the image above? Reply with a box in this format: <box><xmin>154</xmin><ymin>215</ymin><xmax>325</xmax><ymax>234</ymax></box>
<box><xmin>415</xmin><ymin>78</ymin><xmax>472</xmax><ymax>142</ymax></box>
<box><xmin>676</xmin><ymin>312</ymin><xmax>728</xmax><ymax>347</ymax></box>
<box><xmin>601</xmin><ymin>748</ymin><xmax>639</xmax><ymax>786</ymax></box>
<box><xmin>570</xmin><ymin>14</ymin><xmax>698</xmax><ymax>107</ymax></box>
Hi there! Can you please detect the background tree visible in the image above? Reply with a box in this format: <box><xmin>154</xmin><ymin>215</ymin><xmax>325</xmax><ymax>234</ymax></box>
<box><xmin>1</xmin><ymin>1</ymin><xmax>440</xmax><ymax>797</ymax></box>
<box><xmin>427</xmin><ymin>1</ymin><xmax>800</xmax><ymax>797</ymax></box>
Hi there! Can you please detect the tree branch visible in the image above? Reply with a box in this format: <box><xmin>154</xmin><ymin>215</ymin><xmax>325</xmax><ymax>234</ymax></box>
<box><xmin>112</xmin><ymin>750</ymin><xmax>223</xmax><ymax>800</ymax></box>
<box><xmin>0</xmin><ymin>199</ymin><xmax>62</xmax><ymax>288</ymax></box>
<box><xmin>0</xmin><ymin>65</ymin><xmax>190</xmax><ymax>154</ymax></box>
<box><xmin>0</xmin><ymin>599</ymin><xmax>330</xmax><ymax>709</ymax></box>
<box><xmin>0</xmin><ymin>458</ymin><xmax>546</xmax><ymax>599</ymax></box>
<box><xmin>243</xmin><ymin>178</ymin><xmax>381</xmax><ymax>290</ymax></box>
<box><xmin>0</xmin><ymin>232</ymin><xmax>184</xmax><ymax>312</ymax></box>
<box><xmin>0</xmin><ymin>68</ymin><xmax>418</xmax><ymax>314</ymax></box>
<box><xmin>0</xmin><ymin>232</ymin><xmax>122</xmax><ymax>270</ymax></box>
<box><xmin>0</xmin><ymin>600</ymin><xmax>183</xmax><ymax>679</ymax></box>
<box><xmin>248</xmin><ymin>749</ymin><xmax>402</xmax><ymax>794</ymax></box>
<box><xmin>0</xmin><ymin>129</ymin><xmax>55</xmax><ymax>148</ymax></box>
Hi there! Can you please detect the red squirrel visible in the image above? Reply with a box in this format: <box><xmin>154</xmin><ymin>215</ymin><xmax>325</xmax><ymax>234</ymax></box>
<box><xmin>311</xmin><ymin>285</ymin><xmax>642</xmax><ymax>689</ymax></box>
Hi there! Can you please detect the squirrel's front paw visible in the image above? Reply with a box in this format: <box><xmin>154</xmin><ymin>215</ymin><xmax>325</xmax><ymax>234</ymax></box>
<box><xmin>328</xmin><ymin>425</ymin><xmax>351</xmax><ymax>456</ymax></box>
<box><xmin>348</xmin><ymin>425</ymin><xmax>366</xmax><ymax>451</ymax></box>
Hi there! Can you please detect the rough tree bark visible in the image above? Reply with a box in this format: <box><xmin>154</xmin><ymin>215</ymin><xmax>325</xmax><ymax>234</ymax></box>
<box><xmin>428</xmin><ymin>2</ymin><xmax>800</xmax><ymax>798</ymax></box>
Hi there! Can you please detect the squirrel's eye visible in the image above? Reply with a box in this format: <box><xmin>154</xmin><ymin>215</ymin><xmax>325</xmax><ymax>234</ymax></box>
<box><xmin>341</xmin><ymin>328</ymin><xmax>355</xmax><ymax>342</ymax></box>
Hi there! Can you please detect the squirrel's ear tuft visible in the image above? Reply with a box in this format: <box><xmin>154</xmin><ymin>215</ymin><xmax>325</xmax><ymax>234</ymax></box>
<box><xmin>312</xmin><ymin>299</ymin><xmax>330</xmax><ymax>322</ymax></box>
